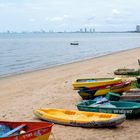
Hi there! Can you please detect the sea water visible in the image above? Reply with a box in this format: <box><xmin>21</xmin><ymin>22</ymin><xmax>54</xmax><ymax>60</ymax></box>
<box><xmin>0</xmin><ymin>32</ymin><xmax>140</xmax><ymax>77</ymax></box>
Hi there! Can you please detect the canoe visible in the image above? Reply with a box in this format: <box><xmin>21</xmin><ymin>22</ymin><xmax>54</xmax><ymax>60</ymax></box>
<box><xmin>120</xmin><ymin>89</ymin><xmax>140</xmax><ymax>102</ymax></box>
<box><xmin>34</xmin><ymin>108</ymin><xmax>125</xmax><ymax>128</ymax></box>
<box><xmin>77</xmin><ymin>100</ymin><xmax>140</xmax><ymax>118</ymax></box>
<box><xmin>78</xmin><ymin>81</ymin><xmax>131</xmax><ymax>99</ymax></box>
<box><xmin>72</xmin><ymin>77</ymin><xmax>122</xmax><ymax>89</ymax></box>
<box><xmin>114</xmin><ymin>68</ymin><xmax>140</xmax><ymax>76</ymax></box>
<box><xmin>0</xmin><ymin>121</ymin><xmax>53</xmax><ymax>140</ymax></box>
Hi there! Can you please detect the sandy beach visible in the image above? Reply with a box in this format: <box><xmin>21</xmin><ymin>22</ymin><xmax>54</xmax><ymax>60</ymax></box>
<box><xmin>0</xmin><ymin>47</ymin><xmax>140</xmax><ymax>140</ymax></box>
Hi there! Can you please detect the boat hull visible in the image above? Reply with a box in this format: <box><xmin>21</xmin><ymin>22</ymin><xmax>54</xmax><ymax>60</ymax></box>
<box><xmin>114</xmin><ymin>68</ymin><xmax>140</xmax><ymax>76</ymax></box>
<box><xmin>77</xmin><ymin>100</ymin><xmax>140</xmax><ymax>118</ymax></box>
<box><xmin>34</xmin><ymin>108</ymin><xmax>125</xmax><ymax>128</ymax></box>
<box><xmin>72</xmin><ymin>77</ymin><xmax>122</xmax><ymax>89</ymax></box>
<box><xmin>120</xmin><ymin>89</ymin><xmax>140</xmax><ymax>102</ymax></box>
<box><xmin>0</xmin><ymin>121</ymin><xmax>53</xmax><ymax>140</ymax></box>
<box><xmin>78</xmin><ymin>81</ymin><xmax>131</xmax><ymax>99</ymax></box>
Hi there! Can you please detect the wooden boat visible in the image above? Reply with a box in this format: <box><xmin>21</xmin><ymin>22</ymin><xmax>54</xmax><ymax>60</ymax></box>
<box><xmin>120</xmin><ymin>89</ymin><xmax>140</xmax><ymax>102</ymax></box>
<box><xmin>114</xmin><ymin>68</ymin><xmax>140</xmax><ymax>76</ymax></box>
<box><xmin>77</xmin><ymin>100</ymin><xmax>140</xmax><ymax>118</ymax></box>
<box><xmin>34</xmin><ymin>108</ymin><xmax>125</xmax><ymax>127</ymax></box>
<box><xmin>72</xmin><ymin>77</ymin><xmax>122</xmax><ymax>89</ymax></box>
<box><xmin>0</xmin><ymin>121</ymin><xmax>53</xmax><ymax>140</ymax></box>
<box><xmin>78</xmin><ymin>81</ymin><xmax>131</xmax><ymax>99</ymax></box>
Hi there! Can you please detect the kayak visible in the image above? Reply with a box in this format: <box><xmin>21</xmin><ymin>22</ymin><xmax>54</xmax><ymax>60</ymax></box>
<box><xmin>0</xmin><ymin>121</ymin><xmax>53</xmax><ymax>140</ymax></box>
<box><xmin>78</xmin><ymin>81</ymin><xmax>131</xmax><ymax>99</ymax></box>
<box><xmin>34</xmin><ymin>108</ymin><xmax>125</xmax><ymax>128</ymax></box>
<box><xmin>77</xmin><ymin>100</ymin><xmax>140</xmax><ymax>118</ymax></box>
<box><xmin>72</xmin><ymin>77</ymin><xmax>122</xmax><ymax>89</ymax></box>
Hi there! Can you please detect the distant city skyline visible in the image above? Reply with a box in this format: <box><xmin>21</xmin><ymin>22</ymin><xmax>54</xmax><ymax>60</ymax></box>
<box><xmin>0</xmin><ymin>0</ymin><xmax>140</xmax><ymax>32</ymax></box>
<box><xmin>2</xmin><ymin>25</ymin><xmax>140</xmax><ymax>33</ymax></box>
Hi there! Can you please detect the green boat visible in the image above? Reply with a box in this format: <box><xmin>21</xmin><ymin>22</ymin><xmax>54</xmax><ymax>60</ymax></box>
<box><xmin>77</xmin><ymin>100</ymin><xmax>140</xmax><ymax>118</ymax></box>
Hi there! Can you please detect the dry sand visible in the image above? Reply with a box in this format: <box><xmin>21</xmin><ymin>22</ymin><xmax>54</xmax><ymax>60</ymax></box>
<box><xmin>0</xmin><ymin>48</ymin><xmax>140</xmax><ymax>140</ymax></box>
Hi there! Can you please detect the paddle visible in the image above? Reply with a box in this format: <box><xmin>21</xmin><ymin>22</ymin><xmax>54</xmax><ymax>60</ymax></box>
<box><xmin>0</xmin><ymin>124</ymin><xmax>26</xmax><ymax>138</ymax></box>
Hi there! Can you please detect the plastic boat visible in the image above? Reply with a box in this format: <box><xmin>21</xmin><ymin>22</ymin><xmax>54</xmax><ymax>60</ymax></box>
<box><xmin>34</xmin><ymin>108</ymin><xmax>125</xmax><ymax>127</ymax></box>
<box><xmin>78</xmin><ymin>81</ymin><xmax>131</xmax><ymax>99</ymax></box>
<box><xmin>72</xmin><ymin>77</ymin><xmax>122</xmax><ymax>89</ymax></box>
<box><xmin>77</xmin><ymin>100</ymin><xmax>140</xmax><ymax>118</ymax></box>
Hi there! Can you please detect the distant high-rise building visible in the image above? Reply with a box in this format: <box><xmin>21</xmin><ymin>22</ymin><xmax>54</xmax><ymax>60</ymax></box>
<box><xmin>136</xmin><ymin>25</ymin><xmax>140</xmax><ymax>32</ymax></box>
<box><xmin>85</xmin><ymin>28</ymin><xmax>87</xmax><ymax>32</ymax></box>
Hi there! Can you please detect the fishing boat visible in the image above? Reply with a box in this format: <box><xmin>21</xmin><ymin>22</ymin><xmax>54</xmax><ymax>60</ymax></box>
<box><xmin>70</xmin><ymin>41</ymin><xmax>79</xmax><ymax>45</ymax></box>
<box><xmin>0</xmin><ymin>121</ymin><xmax>53</xmax><ymax>140</ymax></box>
<box><xmin>78</xmin><ymin>81</ymin><xmax>131</xmax><ymax>99</ymax></box>
<box><xmin>77</xmin><ymin>100</ymin><xmax>140</xmax><ymax>118</ymax></box>
<box><xmin>72</xmin><ymin>77</ymin><xmax>122</xmax><ymax>89</ymax></box>
<box><xmin>34</xmin><ymin>108</ymin><xmax>125</xmax><ymax>127</ymax></box>
<box><xmin>120</xmin><ymin>89</ymin><xmax>140</xmax><ymax>102</ymax></box>
<box><xmin>114</xmin><ymin>68</ymin><xmax>140</xmax><ymax>76</ymax></box>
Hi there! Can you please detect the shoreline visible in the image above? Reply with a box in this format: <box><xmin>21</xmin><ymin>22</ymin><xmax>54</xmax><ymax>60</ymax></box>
<box><xmin>0</xmin><ymin>47</ymin><xmax>140</xmax><ymax>140</ymax></box>
<box><xmin>0</xmin><ymin>46</ymin><xmax>140</xmax><ymax>80</ymax></box>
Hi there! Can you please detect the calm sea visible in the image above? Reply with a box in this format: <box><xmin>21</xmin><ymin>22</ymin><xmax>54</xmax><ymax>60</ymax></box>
<box><xmin>0</xmin><ymin>32</ymin><xmax>140</xmax><ymax>77</ymax></box>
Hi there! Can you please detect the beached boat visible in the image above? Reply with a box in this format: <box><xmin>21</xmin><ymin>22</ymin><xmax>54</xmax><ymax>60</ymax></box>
<box><xmin>114</xmin><ymin>68</ymin><xmax>140</xmax><ymax>76</ymax></box>
<box><xmin>34</xmin><ymin>108</ymin><xmax>125</xmax><ymax>127</ymax></box>
<box><xmin>78</xmin><ymin>81</ymin><xmax>131</xmax><ymax>99</ymax></box>
<box><xmin>77</xmin><ymin>100</ymin><xmax>140</xmax><ymax>118</ymax></box>
<box><xmin>72</xmin><ymin>77</ymin><xmax>122</xmax><ymax>89</ymax></box>
<box><xmin>120</xmin><ymin>89</ymin><xmax>140</xmax><ymax>102</ymax></box>
<box><xmin>0</xmin><ymin>121</ymin><xmax>53</xmax><ymax>140</ymax></box>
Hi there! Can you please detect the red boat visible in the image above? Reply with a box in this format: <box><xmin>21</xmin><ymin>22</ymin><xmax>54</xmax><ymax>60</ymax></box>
<box><xmin>0</xmin><ymin>121</ymin><xmax>53</xmax><ymax>140</ymax></box>
<box><xmin>82</xmin><ymin>81</ymin><xmax>125</xmax><ymax>90</ymax></box>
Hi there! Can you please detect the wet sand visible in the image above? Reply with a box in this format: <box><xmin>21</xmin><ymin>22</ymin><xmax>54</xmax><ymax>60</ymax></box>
<box><xmin>0</xmin><ymin>47</ymin><xmax>140</xmax><ymax>140</ymax></box>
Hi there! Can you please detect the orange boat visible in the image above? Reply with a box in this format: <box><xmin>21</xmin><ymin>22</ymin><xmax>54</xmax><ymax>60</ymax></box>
<box><xmin>0</xmin><ymin>121</ymin><xmax>53</xmax><ymax>140</ymax></box>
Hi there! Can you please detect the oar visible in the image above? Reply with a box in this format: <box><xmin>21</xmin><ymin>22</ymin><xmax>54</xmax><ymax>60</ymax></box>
<box><xmin>0</xmin><ymin>124</ymin><xmax>26</xmax><ymax>138</ymax></box>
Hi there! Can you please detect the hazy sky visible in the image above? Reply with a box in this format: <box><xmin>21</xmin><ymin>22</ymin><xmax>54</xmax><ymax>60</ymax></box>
<box><xmin>0</xmin><ymin>0</ymin><xmax>140</xmax><ymax>32</ymax></box>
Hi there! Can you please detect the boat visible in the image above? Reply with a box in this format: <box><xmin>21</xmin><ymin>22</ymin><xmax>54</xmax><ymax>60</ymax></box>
<box><xmin>78</xmin><ymin>81</ymin><xmax>131</xmax><ymax>99</ymax></box>
<box><xmin>72</xmin><ymin>77</ymin><xmax>122</xmax><ymax>89</ymax></box>
<box><xmin>114</xmin><ymin>68</ymin><xmax>140</xmax><ymax>76</ymax></box>
<box><xmin>70</xmin><ymin>41</ymin><xmax>79</xmax><ymax>45</ymax></box>
<box><xmin>0</xmin><ymin>121</ymin><xmax>53</xmax><ymax>140</ymax></box>
<box><xmin>34</xmin><ymin>108</ymin><xmax>125</xmax><ymax>128</ymax></box>
<box><xmin>77</xmin><ymin>100</ymin><xmax>140</xmax><ymax>118</ymax></box>
<box><xmin>120</xmin><ymin>89</ymin><xmax>140</xmax><ymax>102</ymax></box>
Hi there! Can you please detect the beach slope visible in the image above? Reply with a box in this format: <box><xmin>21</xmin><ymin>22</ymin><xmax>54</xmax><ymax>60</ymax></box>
<box><xmin>0</xmin><ymin>48</ymin><xmax>140</xmax><ymax>140</ymax></box>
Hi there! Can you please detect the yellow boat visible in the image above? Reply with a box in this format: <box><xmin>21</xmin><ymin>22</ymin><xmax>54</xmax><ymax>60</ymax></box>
<box><xmin>34</xmin><ymin>108</ymin><xmax>125</xmax><ymax>127</ymax></box>
<box><xmin>79</xmin><ymin>81</ymin><xmax>131</xmax><ymax>99</ymax></box>
<box><xmin>72</xmin><ymin>77</ymin><xmax>122</xmax><ymax>89</ymax></box>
